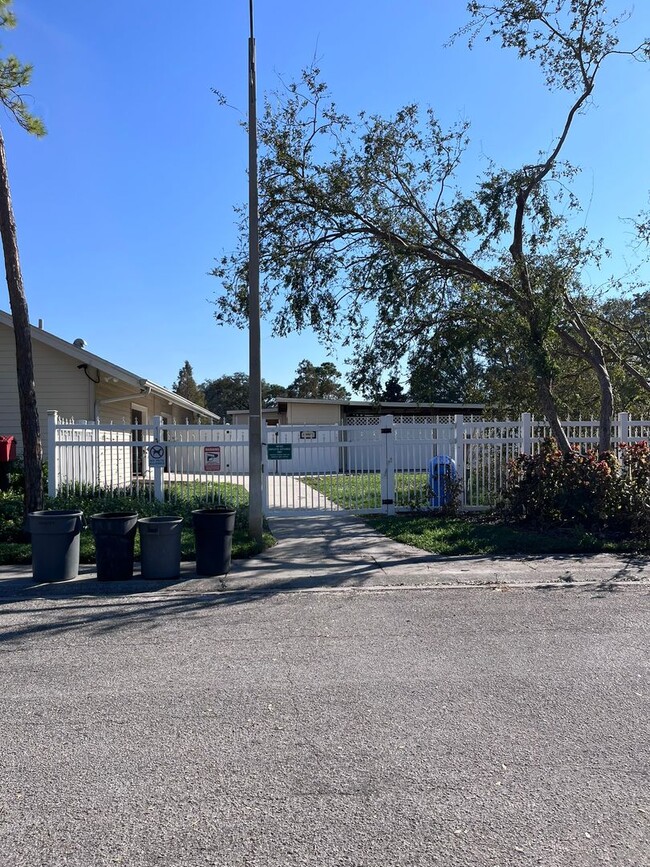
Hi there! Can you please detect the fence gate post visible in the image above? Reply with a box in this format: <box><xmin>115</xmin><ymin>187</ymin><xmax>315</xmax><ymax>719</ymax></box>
<box><xmin>261</xmin><ymin>420</ymin><xmax>269</xmax><ymax>516</ymax></box>
<box><xmin>47</xmin><ymin>410</ymin><xmax>58</xmax><ymax>498</ymax></box>
<box><xmin>618</xmin><ymin>411</ymin><xmax>630</xmax><ymax>447</ymax></box>
<box><xmin>380</xmin><ymin>414</ymin><xmax>396</xmax><ymax>515</ymax></box>
<box><xmin>452</xmin><ymin>414</ymin><xmax>466</xmax><ymax>508</ymax></box>
<box><xmin>521</xmin><ymin>412</ymin><xmax>532</xmax><ymax>454</ymax></box>
<box><xmin>152</xmin><ymin>415</ymin><xmax>164</xmax><ymax>502</ymax></box>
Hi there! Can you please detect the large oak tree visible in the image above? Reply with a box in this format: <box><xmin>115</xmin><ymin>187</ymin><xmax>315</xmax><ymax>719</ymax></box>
<box><xmin>214</xmin><ymin>1</ymin><xmax>649</xmax><ymax>453</ymax></box>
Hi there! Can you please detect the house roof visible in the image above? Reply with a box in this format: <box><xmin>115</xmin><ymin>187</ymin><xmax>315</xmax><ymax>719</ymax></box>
<box><xmin>0</xmin><ymin>311</ymin><xmax>220</xmax><ymax>421</ymax></box>
<box><xmin>227</xmin><ymin>397</ymin><xmax>485</xmax><ymax>417</ymax></box>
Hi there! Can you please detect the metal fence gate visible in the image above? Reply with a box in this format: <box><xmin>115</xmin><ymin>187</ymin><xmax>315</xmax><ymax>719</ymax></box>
<box><xmin>48</xmin><ymin>411</ymin><xmax>650</xmax><ymax>515</ymax></box>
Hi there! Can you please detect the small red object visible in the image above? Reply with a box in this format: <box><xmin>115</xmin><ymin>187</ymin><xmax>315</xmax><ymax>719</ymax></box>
<box><xmin>0</xmin><ymin>435</ymin><xmax>16</xmax><ymax>462</ymax></box>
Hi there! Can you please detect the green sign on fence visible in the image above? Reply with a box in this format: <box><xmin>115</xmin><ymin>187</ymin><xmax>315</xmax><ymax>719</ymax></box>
<box><xmin>267</xmin><ymin>443</ymin><xmax>293</xmax><ymax>460</ymax></box>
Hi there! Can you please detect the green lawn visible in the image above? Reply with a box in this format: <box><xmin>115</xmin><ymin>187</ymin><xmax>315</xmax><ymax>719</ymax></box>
<box><xmin>304</xmin><ymin>472</ymin><xmax>430</xmax><ymax>509</ymax></box>
<box><xmin>365</xmin><ymin>514</ymin><xmax>643</xmax><ymax>557</ymax></box>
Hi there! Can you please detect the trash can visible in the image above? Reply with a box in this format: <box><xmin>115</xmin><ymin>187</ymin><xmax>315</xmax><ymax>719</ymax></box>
<box><xmin>90</xmin><ymin>512</ymin><xmax>138</xmax><ymax>581</ymax></box>
<box><xmin>428</xmin><ymin>456</ymin><xmax>457</xmax><ymax>509</ymax></box>
<box><xmin>192</xmin><ymin>507</ymin><xmax>236</xmax><ymax>576</ymax></box>
<box><xmin>138</xmin><ymin>516</ymin><xmax>183</xmax><ymax>580</ymax></box>
<box><xmin>28</xmin><ymin>509</ymin><xmax>84</xmax><ymax>583</ymax></box>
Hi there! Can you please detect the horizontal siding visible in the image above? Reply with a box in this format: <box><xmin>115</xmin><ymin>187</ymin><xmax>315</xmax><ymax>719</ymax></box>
<box><xmin>287</xmin><ymin>403</ymin><xmax>342</xmax><ymax>424</ymax></box>
<box><xmin>0</xmin><ymin>324</ymin><xmax>22</xmax><ymax>451</ymax></box>
<box><xmin>1</xmin><ymin>322</ymin><xmax>205</xmax><ymax>461</ymax></box>
<box><xmin>0</xmin><ymin>324</ymin><xmax>93</xmax><ymax>457</ymax></box>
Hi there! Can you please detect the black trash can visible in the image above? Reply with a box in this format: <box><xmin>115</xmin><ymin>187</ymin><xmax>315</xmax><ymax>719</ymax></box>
<box><xmin>90</xmin><ymin>512</ymin><xmax>138</xmax><ymax>581</ymax></box>
<box><xmin>192</xmin><ymin>507</ymin><xmax>236</xmax><ymax>576</ymax></box>
<box><xmin>138</xmin><ymin>516</ymin><xmax>183</xmax><ymax>580</ymax></box>
<box><xmin>28</xmin><ymin>510</ymin><xmax>83</xmax><ymax>583</ymax></box>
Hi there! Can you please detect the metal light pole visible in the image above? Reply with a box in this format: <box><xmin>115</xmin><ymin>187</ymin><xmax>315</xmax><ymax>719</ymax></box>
<box><xmin>247</xmin><ymin>0</ymin><xmax>263</xmax><ymax>544</ymax></box>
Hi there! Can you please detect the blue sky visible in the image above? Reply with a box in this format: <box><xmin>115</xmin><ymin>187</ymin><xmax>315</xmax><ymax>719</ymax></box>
<box><xmin>2</xmin><ymin>1</ymin><xmax>649</xmax><ymax>395</ymax></box>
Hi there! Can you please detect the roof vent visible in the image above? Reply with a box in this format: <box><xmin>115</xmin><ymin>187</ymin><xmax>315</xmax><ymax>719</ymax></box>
<box><xmin>73</xmin><ymin>338</ymin><xmax>87</xmax><ymax>349</ymax></box>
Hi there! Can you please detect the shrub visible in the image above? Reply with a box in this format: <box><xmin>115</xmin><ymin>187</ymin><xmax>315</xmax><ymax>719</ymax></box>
<box><xmin>499</xmin><ymin>438</ymin><xmax>636</xmax><ymax>530</ymax></box>
<box><xmin>0</xmin><ymin>493</ymin><xmax>26</xmax><ymax>542</ymax></box>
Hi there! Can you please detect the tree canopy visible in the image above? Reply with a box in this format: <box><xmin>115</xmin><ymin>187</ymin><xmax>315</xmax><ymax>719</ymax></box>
<box><xmin>214</xmin><ymin>0</ymin><xmax>650</xmax><ymax>452</ymax></box>
<box><xmin>200</xmin><ymin>372</ymin><xmax>284</xmax><ymax>420</ymax></box>
<box><xmin>286</xmin><ymin>359</ymin><xmax>350</xmax><ymax>400</ymax></box>
<box><xmin>172</xmin><ymin>361</ymin><xmax>206</xmax><ymax>408</ymax></box>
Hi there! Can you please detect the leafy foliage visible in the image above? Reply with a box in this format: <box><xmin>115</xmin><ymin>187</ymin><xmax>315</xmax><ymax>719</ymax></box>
<box><xmin>500</xmin><ymin>438</ymin><xmax>650</xmax><ymax>533</ymax></box>
<box><xmin>0</xmin><ymin>1</ymin><xmax>45</xmax><ymax>136</ymax></box>
<box><xmin>286</xmin><ymin>359</ymin><xmax>349</xmax><ymax>400</ymax></box>
<box><xmin>214</xmin><ymin>2</ymin><xmax>650</xmax><ymax>453</ymax></box>
<box><xmin>172</xmin><ymin>360</ymin><xmax>206</xmax><ymax>408</ymax></box>
<box><xmin>382</xmin><ymin>375</ymin><xmax>408</xmax><ymax>402</ymax></box>
<box><xmin>200</xmin><ymin>371</ymin><xmax>284</xmax><ymax>420</ymax></box>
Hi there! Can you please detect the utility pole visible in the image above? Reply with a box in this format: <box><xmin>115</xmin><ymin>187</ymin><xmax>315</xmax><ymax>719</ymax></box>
<box><xmin>247</xmin><ymin>0</ymin><xmax>263</xmax><ymax>544</ymax></box>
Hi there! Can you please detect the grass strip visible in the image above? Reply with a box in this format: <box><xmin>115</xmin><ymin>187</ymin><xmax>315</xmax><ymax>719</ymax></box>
<box><xmin>365</xmin><ymin>514</ymin><xmax>643</xmax><ymax>557</ymax></box>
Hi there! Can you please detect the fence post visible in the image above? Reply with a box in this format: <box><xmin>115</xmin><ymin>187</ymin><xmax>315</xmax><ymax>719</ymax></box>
<box><xmin>152</xmin><ymin>415</ymin><xmax>164</xmax><ymax>502</ymax></box>
<box><xmin>380</xmin><ymin>414</ymin><xmax>396</xmax><ymax>515</ymax></box>
<box><xmin>453</xmin><ymin>414</ymin><xmax>465</xmax><ymax>508</ymax></box>
<box><xmin>618</xmin><ymin>411</ymin><xmax>629</xmax><ymax>447</ymax></box>
<box><xmin>616</xmin><ymin>412</ymin><xmax>630</xmax><ymax>454</ymax></box>
<box><xmin>521</xmin><ymin>412</ymin><xmax>532</xmax><ymax>454</ymax></box>
<box><xmin>261</xmin><ymin>420</ymin><xmax>268</xmax><ymax>516</ymax></box>
<box><xmin>47</xmin><ymin>410</ymin><xmax>58</xmax><ymax>498</ymax></box>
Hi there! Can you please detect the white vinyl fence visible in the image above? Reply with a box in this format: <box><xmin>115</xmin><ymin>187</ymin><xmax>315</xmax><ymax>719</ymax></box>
<box><xmin>47</xmin><ymin>410</ymin><xmax>650</xmax><ymax>514</ymax></box>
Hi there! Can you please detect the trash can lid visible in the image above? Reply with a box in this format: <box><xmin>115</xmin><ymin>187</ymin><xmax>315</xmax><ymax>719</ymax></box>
<box><xmin>90</xmin><ymin>512</ymin><xmax>138</xmax><ymax>519</ymax></box>
<box><xmin>29</xmin><ymin>509</ymin><xmax>83</xmax><ymax>517</ymax></box>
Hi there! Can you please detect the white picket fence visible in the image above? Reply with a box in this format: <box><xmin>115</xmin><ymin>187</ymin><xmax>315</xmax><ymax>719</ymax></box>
<box><xmin>47</xmin><ymin>410</ymin><xmax>650</xmax><ymax>514</ymax></box>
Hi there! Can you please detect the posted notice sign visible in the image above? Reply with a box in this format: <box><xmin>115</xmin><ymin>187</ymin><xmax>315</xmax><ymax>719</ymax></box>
<box><xmin>267</xmin><ymin>443</ymin><xmax>292</xmax><ymax>460</ymax></box>
<box><xmin>148</xmin><ymin>443</ymin><xmax>166</xmax><ymax>468</ymax></box>
<box><xmin>204</xmin><ymin>446</ymin><xmax>221</xmax><ymax>472</ymax></box>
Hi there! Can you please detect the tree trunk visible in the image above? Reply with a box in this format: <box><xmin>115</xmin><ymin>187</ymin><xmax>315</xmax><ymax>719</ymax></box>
<box><xmin>555</xmin><ymin>302</ymin><xmax>615</xmax><ymax>454</ymax></box>
<box><xmin>594</xmin><ymin>361</ymin><xmax>613</xmax><ymax>454</ymax></box>
<box><xmin>0</xmin><ymin>128</ymin><xmax>43</xmax><ymax>515</ymax></box>
<box><xmin>536</xmin><ymin>376</ymin><xmax>572</xmax><ymax>454</ymax></box>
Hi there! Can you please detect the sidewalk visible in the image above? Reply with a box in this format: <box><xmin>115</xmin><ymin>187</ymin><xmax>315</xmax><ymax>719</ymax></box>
<box><xmin>0</xmin><ymin>514</ymin><xmax>649</xmax><ymax>599</ymax></box>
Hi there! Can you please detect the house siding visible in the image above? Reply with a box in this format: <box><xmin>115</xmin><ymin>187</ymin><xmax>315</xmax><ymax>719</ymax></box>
<box><xmin>285</xmin><ymin>403</ymin><xmax>342</xmax><ymax>425</ymax></box>
<box><xmin>1</xmin><ymin>320</ymin><xmax>208</xmax><ymax>469</ymax></box>
<box><xmin>0</xmin><ymin>322</ymin><xmax>94</xmax><ymax>456</ymax></box>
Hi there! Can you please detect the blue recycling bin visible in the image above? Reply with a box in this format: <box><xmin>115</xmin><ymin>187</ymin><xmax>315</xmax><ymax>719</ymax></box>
<box><xmin>428</xmin><ymin>456</ymin><xmax>457</xmax><ymax>509</ymax></box>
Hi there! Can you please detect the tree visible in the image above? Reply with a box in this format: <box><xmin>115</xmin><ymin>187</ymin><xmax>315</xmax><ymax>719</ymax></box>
<box><xmin>201</xmin><ymin>372</ymin><xmax>284</xmax><ymax>420</ymax></box>
<box><xmin>172</xmin><ymin>361</ymin><xmax>205</xmax><ymax>408</ymax></box>
<box><xmin>596</xmin><ymin>290</ymin><xmax>650</xmax><ymax>399</ymax></box>
<box><xmin>0</xmin><ymin>1</ymin><xmax>46</xmax><ymax>514</ymax></box>
<box><xmin>214</xmin><ymin>1</ymin><xmax>649</xmax><ymax>454</ymax></box>
<box><xmin>286</xmin><ymin>359</ymin><xmax>350</xmax><ymax>400</ymax></box>
<box><xmin>382</xmin><ymin>375</ymin><xmax>408</xmax><ymax>403</ymax></box>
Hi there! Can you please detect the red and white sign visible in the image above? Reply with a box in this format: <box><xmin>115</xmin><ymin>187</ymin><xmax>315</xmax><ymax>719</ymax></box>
<box><xmin>203</xmin><ymin>446</ymin><xmax>221</xmax><ymax>472</ymax></box>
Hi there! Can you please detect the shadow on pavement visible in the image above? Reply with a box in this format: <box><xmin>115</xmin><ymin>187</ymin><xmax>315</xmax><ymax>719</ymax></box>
<box><xmin>1</xmin><ymin>513</ymin><xmax>649</xmax><ymax>644</ymax></box>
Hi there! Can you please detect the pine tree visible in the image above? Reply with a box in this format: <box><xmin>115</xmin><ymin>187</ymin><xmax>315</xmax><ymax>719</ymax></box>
<box><xmin>173</xmin><ymin>361</ymin><xmax>206</xmax><ymax>407</ymax></box>
<box><xmin>0</xmin><ymin>1</ymin><xmax>47</xmax><ymax>515</ymax></box>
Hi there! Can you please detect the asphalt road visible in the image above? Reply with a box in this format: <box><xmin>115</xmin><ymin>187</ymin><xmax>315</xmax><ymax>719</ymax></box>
<box><xmin>1</xmin><ymin>585</ymin><xmax>649</xmax><ymax>866</ymax></box>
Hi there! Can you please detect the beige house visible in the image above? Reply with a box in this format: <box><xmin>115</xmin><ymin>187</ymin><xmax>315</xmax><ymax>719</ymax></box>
<box><xmin>0</xmin><ymin>311</ymin><xmax>218</xmax><ymax>458</ymax></box>
<box><xmin>227</xmin><ymin>397</ymin><xmax>485</xmax><ymax>426</ymax></box>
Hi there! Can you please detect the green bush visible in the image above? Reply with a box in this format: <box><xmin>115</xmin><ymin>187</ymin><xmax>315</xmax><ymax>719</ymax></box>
<box><xmin>499</xmin><ymin>438</ymin><xmax>650</xmax><ymax>533</ymax></box>
<box><xmin>0</xmin><ymin>493</ymin><xmax>26</xmax><ymax>542</ymax></box>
